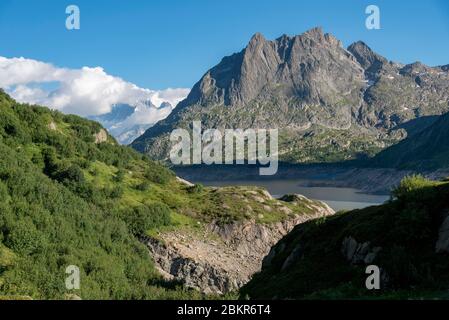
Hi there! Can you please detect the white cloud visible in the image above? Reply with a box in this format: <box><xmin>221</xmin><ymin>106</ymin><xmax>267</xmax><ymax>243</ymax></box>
<box><xmin>150</xmin><ymin>88</ymin><xmax>190</xmax><ymax>109</ymax></box>
<box><xmin>0</xmin><ymin>56</ymin><xmax>64</xmax><ymax>87</ymax></box>
<box><xmin>121</xmin><ymin>101</ymin><xmax>174</xmax><ymax>128</ymax></box>
<box><xmin>0</xmin><ymin>56</ymin><xmax>189</xmax><ymax>117</ymax></box>
<box><xmin>9</xmin><ymin>84</ymin><xmax>49</xmax><ymax>104</ymax></box>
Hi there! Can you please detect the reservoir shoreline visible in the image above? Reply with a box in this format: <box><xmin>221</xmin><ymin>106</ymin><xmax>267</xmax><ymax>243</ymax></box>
<box><xmin>174</xmin><ymin>164</ymin><xmax>449</xmax><ymax>211</ymax></box>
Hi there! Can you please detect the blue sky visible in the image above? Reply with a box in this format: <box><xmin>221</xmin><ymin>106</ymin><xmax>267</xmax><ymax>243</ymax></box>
<box><xmin>1</xmin><ymin>0</ymin><xmax>449</xmax><ymax>90</ymax></box>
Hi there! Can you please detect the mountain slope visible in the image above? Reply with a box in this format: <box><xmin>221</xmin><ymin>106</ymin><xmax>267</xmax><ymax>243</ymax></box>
<box><xmin>175</xmin><ymin>29</ymin><xmax>364</xmax><ymax>112</ymax></box>
<box><xmin>372</xmin><ymin>112</ymin><xmax>449</xmax><ymax>170</ymax></box>
<box><xmin>348</xmin><ymin>41</ymin><xmax>449</xmax><ymax>131</ymax></box>
<box><xmin>0</xmin><ymin>90</ymin><xmax>329</xmax><ymax>299</ymax></box>
<box><xmin>241</xmin><ymin>176</ymin><xmax>449</xmax><ymax>299</ymax></box>
<box><xmin>0</xmin><ymin>90</ymin><xmax>194</xmax><ymax>299</ymax></box>
<box><xmin>131</xmin><ymin>28</ymin><xmax>449</xmax><ymax>165</ymax></box>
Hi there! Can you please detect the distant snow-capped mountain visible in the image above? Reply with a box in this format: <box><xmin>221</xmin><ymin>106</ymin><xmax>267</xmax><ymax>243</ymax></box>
<box><xmin>89</xmin><ymin>99</ymin><xmax>175</xmax><ymax>145</ymax></box>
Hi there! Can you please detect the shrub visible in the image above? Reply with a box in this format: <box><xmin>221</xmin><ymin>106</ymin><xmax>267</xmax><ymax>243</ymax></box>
<box><xmin>109</xmin><ymin>186</ymin><xmax>124</xmax><ymax>199</ymax></box>
<box><xmin>125</xmin><ymin>203</ymin><xmax>172</xmax><ymax>235</ymax></box>
<box><xmin>144</xmin><ymin>166</ymin><xmax>173</xmax><ymax>184</ymax></box>
<box><xmin>42</xmin><ymin>147</ymin><xmax>59</xmax><ymax>177</ymax></box>
<box><xmin>0</xmin><ymin>182</ymin><xmax>9</xmax><ymax>202</ymax></box>
<box><xmin>392</xmin><ymin>175</ymin><xmax>435</xmax><ymax>200</ymax></box>
<box><xmin>89</xmin><ymin>167</ymin><xmax>99</xmax><ymax>176</ymax></box>
<box><xmin>5</xmin><ymin>219</ymin><xmax>46</xmax><ymax>255</ymax></box>
<box><xmin>135</xmin><ymin>181</ymin><xmax>150</xmax><ymax>191</ymax></box>
<box><xmin>55</xmin><ymin>164</ymin><xmax>85</xmax><ymax>185</ymax></box>
<box><xmin>114</xmin><ymin>169</ymin><xmax>126</xmax><ymax>182</ymax></box>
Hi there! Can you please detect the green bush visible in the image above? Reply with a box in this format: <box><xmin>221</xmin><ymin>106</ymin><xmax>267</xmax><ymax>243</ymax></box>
<box><xmin>109</xmin><ymin>186</ymin><xmax>124</xmax><ymax>199</ymax></box>
<box><xmin>392</xmin><ymin>175</ymin><xmax>436</xmax><ymax>200</ymax></box>
<box><xmin>114</xmin><ymin>169</ymin><xmax>126</xmax><ymax>182</ymax></box>
<box><xmin>125</xmin><ymin>203</ymin><xmax>172</xmax><ymax>236</ymax></box>
<box><xmin>144</xmin><ymin>166</ymin><xmax>173</xmax><ymax>184</ymax></box>
<box><xmin>5</xmin><ymin>219</ymin><xmax>46</xmax><ymax>255</ymax></box>
<box><xmin>55</xmin><ymin>164</ymin><xmax>85</xmax><ymax>185</ymax></box>
<box><xmin>135</xmin><ymin>181</ymin><xmax>150</xmax><ymax>191</ymax></box>
<box><xmin>0</xmin><ymin>182</ymin><xmax>8</xmax><ymax>202</ymax></box>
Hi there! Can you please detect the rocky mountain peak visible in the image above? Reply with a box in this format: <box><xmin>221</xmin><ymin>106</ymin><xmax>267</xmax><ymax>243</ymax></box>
<box><xmin>347</xmin><ymin>41</ymin><xmax>387</xmax><ymax>74</ymax></box>
<box><xmin>180</xmin><ymin>28</ymin><xmax>365</xmax><ymax>108</ymax></box>
<box><xmin>302</xmin><ymin>26</ymin><xmax>323</xmax><ymax>37</ymax></box>
<box><xmin>291</xmin><ymin>27</ymin><xmax>342</xmax><ymax>49</ymax></box>
<box><xmin>399</xmin><ymin>61</ymin><xmax>432</xmax><ymax>76</ymax></box>
<box><xmin>248</xmin><ymin>32</ymin><xmax>267</xmax><ymax>47</ymax></box>
<box><xmin>132</xmin><ymin>28</ymin><xmax>449</xmax><ymax>164</ymax></box>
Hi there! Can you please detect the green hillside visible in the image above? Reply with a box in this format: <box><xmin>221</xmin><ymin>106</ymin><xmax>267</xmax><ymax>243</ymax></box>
<box><xmin>0</xmin><ymin>90</ymin><xmax>193</xmax><ymax>299</ymax></box>
<box><xmin>0</xmin><ymin>90</ymin><xmax>316</xmax><ymax>299</ymax></box>
<box><xmin>241</xmin><ymin>176</ymin><xmax>449</xmax><ymax>299</ymax></box>
<box><xmin>0</xmin><ymin>90</ymin><xmax>289</xmax><ymax>299</ymax></box>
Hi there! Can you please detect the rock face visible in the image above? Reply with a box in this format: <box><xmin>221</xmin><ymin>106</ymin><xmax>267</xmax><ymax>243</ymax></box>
<box><xmin>348</xmin><ymin>42</ymin><xmax>449</xmax><ymax>131</ymax></box>
<box><xmin>93</xmin><ymin>129</ymin><xmax>108</xmax><ymax>144</ymax></box>
<box><xmin>132</xmin><ymin>27</ymin><xmax>449</xmax><ymax>165</ymax></box>
<box><xmin>347</xmin><ymin>41</ymin><xmax>387</xmax><ymax>76</ymax></box>
<box><xmin>340</xmin><ymin>236</ymin><xmax>389</xmax><ymax>288</ymax></box>
<box><xmin>144</xmin><ymin>194</ymin><xmax>334</xmax><ymax>294</ymax></box>
<box><xmin>341</xmin><ymin>236</ymin><xmax>382</xmax><ymax>265</ymax></box>
<box><xmin>48</xmin><ymin>121</ymin><xmax>57</xmax><ymax>131</ymax></box>
<box><xmin>182</xmin><ymin>28</ymin><xmax>364</xmax><ymax>115</ymax></box>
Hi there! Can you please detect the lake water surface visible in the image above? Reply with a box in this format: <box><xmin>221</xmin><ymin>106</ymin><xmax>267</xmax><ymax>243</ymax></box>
<box><xmin>194</xmin><ymin>179</ymin><xmax>390</xmax><ymax>211</ymax></box>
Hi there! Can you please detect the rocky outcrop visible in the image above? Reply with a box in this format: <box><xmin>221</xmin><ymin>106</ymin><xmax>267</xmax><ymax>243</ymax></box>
<box><xmin>341</xmin><ymin>236</ymin><xmax>382</xmax><ymax>265</ymax></box>
<box><xmin>48</xmin><ymin>121</ymin><xmax>57</xmax><ymax>131</ymax></box>
<box><xmin>94</xmin><ymin>129</ymin><xmax>108</xmax><ymax>144</ymax></box>
<box><xmin>144</xmin><ymin>194</ymin><xmax>334</xmax><ymax>294</ymax></box>
<box><xmin>279</xmin><ymin>194</ymin><xmax>334</xmax><ymax>214</ymax></box>
<box><xmin>347</xmin><ymin>41</ymin><xmax>387</xmax><ymax>76</ymax></box>
<box><xmin>340</xmin><ymin>237</ymin><xmax>390</xmax><ymax>288</ymax></box>
<box><xmin>175</xmin><ymin>176</ymin><xmax>195</xmax><ymax>187</ymax></box>
<box><xmin>144</xmin><ymin>236</ymin><xmax>239</xmax><ymax>294</ymax></box>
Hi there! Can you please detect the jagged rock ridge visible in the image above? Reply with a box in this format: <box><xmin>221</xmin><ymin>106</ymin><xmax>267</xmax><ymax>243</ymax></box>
<box><xmin>132</xmin><ymin>27</ymin><xmax>449</xmax><ymax>165</ymax></box>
